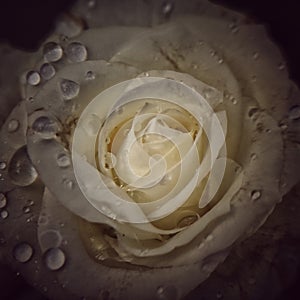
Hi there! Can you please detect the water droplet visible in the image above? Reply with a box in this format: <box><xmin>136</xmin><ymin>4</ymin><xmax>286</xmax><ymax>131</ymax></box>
<box><xmin>251</xmin><ymin>190</ymin><xmax>261</xmax><ymax>201</ymax></box>
<box><xmin>192</xmin><ymin>64</ymin><xmax>198</xmax><ymax>70</ymax></box>
<box><xmin>0</xmin><ymin>193</ymin><xmax>7</xmax><ymax>208</ymax></box>
<box><xmin>85</xmin><ymin>70</ymin><xmax>95</xmax><ymax>80</ymax></box>
<box><xmin>56</xmin><ymin>153</ymin><xmax>71</xmax><ymax>168</ymax></box>
<box><xmin>253</xmin><ymin>52</ymin><xmax>259</xmax><ymax>60</ymax></box>
<box><xmin>44</xmin><ymin>248</ymin><xmax>66</xmax><ymax>271</ymax></box>
<box><xmin>7</xmin><ymin>119</ymin><xmax>20</xmax><ymax>133</ymax></box>
<box><xmin>23</xmin><ymin>206</ymin><xmax>31</xmax><ymax>214</ymax></box>
<box><xmin>43</xmin><ymin>42</ymin><xmax>63</xmax><ymax>62</ymax></box>
<box><xmin>13</xmin><ymin>242</ymin><xmax>33</xmax><ymax>263</ymax></box>
<box><xmin>157</xmin><ymin>285</ymin><xmax>178</xmax><ymax>300</ymax></box>
<box><xmin>279</xmin><ymin>120</ymin><xmax>288</xmax><ymax>131</ymax></box>
<box><xmin>105</xmin><ymin>137</ymin><xmax>111</xmax><ymax>144</ymax></box>
<box><xmin>26</xmin><ymin>71</ymin><xmax>41</xmax><ymax>86</ymax></box>
<box><xmin>32</xmin><ymin>116</ymin><xmax>59</xmax><ymax>139</ymax></box>
<box><xmin>66</xmin><ymin>42</ymin><xmax>88</xmax><ymax>62</ymax></box>
<box><xmin>63</xmin><ymin>179</ymin><xmax>74</xmax><ymax>190</ymax></box>
<box><xmin>104</xmin><ymin>152</ymin><xmax>116</xmax><ymax>169</ymax></box>
<box><xmin>8</xmin><ymin>146</ymin><xmax>38</xmax><ymax>186</ymax></box>
<box><xmin>248</xmin><ymin>107</ymin><xmax>259</xmax><ymax>118</ymax></box>
<box><xmin>288</xmin><ymin>105</ymin><xmax>300</xmax><ymax>120</ymax></box>
<box><xmin>0</xmin><ymin>162</ymin><xmax>6</xmax><ymax>170</ymax></box>
<box><xmin>177</xmin><ymin>215</ymin><xmax>198</xmax><ymax>228</ymax></box>
<box><xmin>230</xmin><ymin>96</ymin><xmax>237</xmax><ymax>104</ymax></box>
<box><xmin>217</xmin><ymin>58</ymin><xmax>224</xmax><ymax>64</ymax></box>
<box><xmin>228</xmin><ymin>22</ymin><xmax>239</xmax><ymax>34</ymax></box>
<box><xmin>40</xmin><ymin>63</ymin><xmax>56</xmax><ymax>80</ymax></box>
<box><xmin>0</xmin><ymin>210</ymin><xmax>8</xmax><ymax>219</ymax></box>
<box><xmin>60</xmin><ymin>79</ymin><xmax>80</xmax><ymax>100</ymax></box>
<box><xmin>162</xmin><ymin>1</ymin><xmax>174</xmax><ymax>17</ymax></box>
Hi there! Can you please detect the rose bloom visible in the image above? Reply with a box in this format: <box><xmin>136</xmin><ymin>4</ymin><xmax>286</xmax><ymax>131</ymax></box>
<box><xmin>0</xmin><ymin>1</ymin><xmax>300</xmax><ymax>300</ymax></box>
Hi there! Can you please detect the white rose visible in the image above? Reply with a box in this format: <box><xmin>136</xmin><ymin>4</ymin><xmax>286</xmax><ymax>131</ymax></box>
<box><xmin>0</xmin><ymin>1</ymin><xmax>299</xmax><ymax>299</ymax></box>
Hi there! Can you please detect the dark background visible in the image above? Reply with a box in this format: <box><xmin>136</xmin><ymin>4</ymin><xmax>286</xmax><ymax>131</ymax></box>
<box><xmin>0</xmin><ymin>0</ymin><xmax>299</xmax><ymax>299</ymax></box>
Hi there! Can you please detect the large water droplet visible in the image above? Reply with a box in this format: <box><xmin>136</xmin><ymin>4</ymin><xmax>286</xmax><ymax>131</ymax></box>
<box><xmin>26</xmin><ymin>71</ymin><xmax>41</xmax><ymax>86</ymax></box>
<box><xmin>8</xmin><ymin>146</ymin><xmax>38</xmax><ymax>186</ymax></box>
<box><xmin>32</xmin><ymin>116</ymin><xmax>59</xmax><ymax>139</ymax></box>
<box><xmin>157</xmin><ymin>285</ymin><xmax>178</xmax><ymax>300</ymax></box>
<box><xmin>0</xmin><ymin>193</ymin><xmax>7</xmax><ymax>208</ymax></box>
<box><xmin>7</xmin><ymin>119</ymin><xmax>20</xmax><ymax>133</ymax></box>
<box><xmin>40</xmin><ymin>63</ymin><xmax>56</xmax><ymax>80</ymax></box>
<box><xmin>44</xmin><ymin>248</ymin><xmax>66</xmax><ymax>271</ymax></box>
<box><xmin>39</xmin><ymin>229</ymin><xmax>63</xmax><ymax>250</ymax></box>
<box><xmin>56</xmin><ymin>153</ymin><xmax>71</xmax><ymax>168</ymax></box>
<box><xmin>66</xmin><ymin>42</ymin><xmax>88</xmax><ymax>62</ymax></box>
<box><xmin>60</xmin><ymin>79</ymin><xmax>80</xmax><ymax>100</ymax></box>
<box><xmin>13</xmin><ymin>242</ymin><xmax>33</xmax><ymax>263</ymax></box>
<box><xmin>43</xmin><ymin>42</ymin><xmax>63</xmax><ymax>62</ymax></box>
<box><xmin>288</xmin><ymin>105</ymin><xmax>300</xmax><ymax>120</ymax></box>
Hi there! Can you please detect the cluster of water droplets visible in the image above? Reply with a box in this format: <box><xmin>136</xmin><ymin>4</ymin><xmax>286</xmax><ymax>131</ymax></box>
<box><xmin>25</xmin><ymin>40</ymin><xmax>88</xmax><ymax>104</ymax></box>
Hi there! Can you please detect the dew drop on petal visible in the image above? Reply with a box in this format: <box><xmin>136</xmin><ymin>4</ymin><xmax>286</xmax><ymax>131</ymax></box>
<box><xmin>40</xmin><ymin>63</ymin><xmax>56</xmax><ymax>80</ymax></box>
<box><xmin>32</xmin><ymin>116</ymin><xmax>60</xmax><ymax>139</ymax></box>
<box><xmin>8</xmin><ymin>146</ymin><xmax>38</xmax><ymax>186</ymax></box>
<box><xmin>56</xmin><ymin>153</ymin><xmax>71</xmax><ymax>168</ymax></box>
<box><xmin>288</xmin><ymin>105</ymin><xmax>300</xmax><ymax>120</ymax></box>
<box><xmin>0</xmin><ymin>210</ymin><xmax>8</xmax><ymax>219</ymax></box>
<box><xmin>157</xmin><ymin>285</ymin><xmax>178</xmax><ymax>300</ymax></box>
<box><xmin>0</xmin><ymin>162</ymin><xmax>6</xmax><ymax>170</ymax></box>
<box><xmin>7</xmin><ymin>119</ymin><xmax>20</xmax><ymax>133</ymax></box>
<box><xmin>26</xmin><ymin>71</ymin><xmax>41</xmax><ymax>86</ymax></box>
<box><xmin>43</xmin><ymin>42</ymin><xmax>63</xmax><ymax>62</ymax></box>
<box><xmin>60</xmin><ymin>79</ymin><xmax>80</xmax><ymax>100</ymax></box>
<box><xmin>44</xmin><ymin>248</ymin><xmax>66</xmax><ymax>271</ymax></box>
<box><xmin>0</xmin><ymin>193</ymin><xmax>7</xmax><ymax>209</ymax></box>
<box><xmin>13</xmin><ymin>242</ymin><xmax>33</xmax><ymax>263</ymax></box>
<box><xmin>177</xmin><ymin>215</ymin><xmax>198</xmax><ymax>228</ymax></box>
<box><xmin>66</xmin><ymin>42</ymin><xmax>88</xmax><ymax>62</ymax></box>
<box><xmin>63</xmin><ymin>178</ymin><xmax>74</xmax><ymax>190</ymax></box>
<box><xmin>251</xmin><ymin>190</ymin><xmax>261</xmax><ymax>201</ymax></box>
<box><xmin>85</xmin><ymin>70</ymin><xmax>95</xmax><ymax>80</ymax></box>
<box><xmin>248</xmin><ymin>107</ymin><xmax>259</xmax><ymax>118</ymax></box>
<box><xmin>22</xmin><ymin>206</ymin><xmax>31</xmax><ymax>214</ymax></box>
